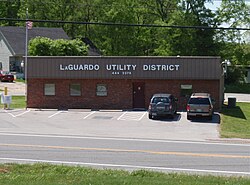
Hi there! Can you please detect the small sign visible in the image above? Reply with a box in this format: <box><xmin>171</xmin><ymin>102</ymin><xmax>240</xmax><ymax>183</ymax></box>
<box><xmin>1</xmin><ymin>95</ymin><xmax>12</xmax><ymax>104</ymax></box>
<box><xmin>4</xmin><ymin>95</ymin><xmax>12</xmax><ymax>104</ymax></box>
<box><xmin>181</xmin><ymin>85</ymin><xmax>192</xmax><ymax>89</ymax></box>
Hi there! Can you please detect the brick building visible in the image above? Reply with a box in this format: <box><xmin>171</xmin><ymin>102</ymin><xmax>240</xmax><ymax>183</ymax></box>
<box><xmin>26</xmin><ymin>56</ymin><xmax>224</xmax><ymax>110</ymax></box>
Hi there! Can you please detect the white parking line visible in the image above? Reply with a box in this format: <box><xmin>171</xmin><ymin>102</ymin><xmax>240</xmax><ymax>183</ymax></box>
<box><xmin>118</xmin><ymin>111</ymin><xmax>147</xmax><ymax>121</ymax></box>
<box><xmin>83</xmin><ymin>111</ymin><xmax>96</xmax><ymax>119</ymax></box>
<box><xmin>4</xmin><ymin>109</ymin><xmax>31</xmax><ymax>118</ymax></box>
<box><xmin>5</xmin><ymin>110</ymin><xmax>16</xmax><ymax>118</ymax></box>
<box><xmin>117</xmin><ymin>111</ymin><xmax>127</xmax><ymax>120</ymax></box>
<box><xmin>48</xmin><ymin>111</ymin><xmax>65</xmax><ymax>118</ymax></box>
<box><xmin>138</xmin><ymin>112</ymin><xmax>147</xmax><ymax>120</ymax></box>
<box><xmin>15</xmin><ymin>109</ymin><xmax>31</xmax><ymax>117</ymax></box>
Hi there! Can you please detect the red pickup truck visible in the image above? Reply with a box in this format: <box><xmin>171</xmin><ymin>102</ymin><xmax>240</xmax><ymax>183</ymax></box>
<box><xmin>0</xmin><ymin>71</ymin><xmax>14</xmax><ymax>82</ymax></box>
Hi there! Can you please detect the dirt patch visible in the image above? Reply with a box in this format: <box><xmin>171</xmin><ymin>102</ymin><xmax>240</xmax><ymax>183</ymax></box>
<box><xmin>0</xmin><ymin>168</ymin><xmax>9</xmax><ymax>173</ymax></box>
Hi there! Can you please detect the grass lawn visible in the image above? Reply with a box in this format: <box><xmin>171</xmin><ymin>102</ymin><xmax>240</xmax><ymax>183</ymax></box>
<box><xmin>220</xmin><ymin>102</ymin><xmax>250</xmax><ymax>139</ymax></box>
<box><xmin>0</xmin><ymin>96</ymin><xmax>26</xmax><ymax>109</ymax></box>
<box><xmin>14</xmin><ymin>79</ymin><xmax>26</xmax><ymax>83</ymax></box>
<box><xmin>0</xmin><ymin>163</ymin><xmax>249</xmax><ymax>185</ymax></box>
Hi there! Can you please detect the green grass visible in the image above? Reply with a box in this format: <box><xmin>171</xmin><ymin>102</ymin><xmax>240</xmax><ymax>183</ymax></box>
<box><xmin>220</xmin><ymin>102</ymin><xmax>250</xmax><ymax>138</ymax></box>
<box><xmin>0</xmin><ymin>96</ymin><xmax>26</xmax><ymax>109</ymax></box>
<box><xmin>0</xmin><ymin>163</ymin><xmax>249</xmax><ymax>185</ymax></box>
<box><xmin>225</xmin><ymin>83</ymin><xmax>250</xmax><ymax>94</ymax></box>
<box><xmin>14</xmin><ymin>79</ymin><xmax>26</xmax><ymax>83</ymax></box>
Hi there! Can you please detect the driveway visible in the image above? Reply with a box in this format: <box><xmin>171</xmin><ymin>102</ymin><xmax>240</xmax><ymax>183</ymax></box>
<box><xmin>224</xmin><ymin>93</ymin><xmax>250</xmax><ymax>102</ymax></box>
<box><xmin>0</xmin><ymin>82</ymin><xmax>25</xmax><ymax>96</ymax></box>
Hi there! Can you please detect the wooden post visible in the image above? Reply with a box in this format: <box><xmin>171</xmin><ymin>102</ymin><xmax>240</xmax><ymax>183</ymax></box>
<box><xmin>4</xmin><ymin>87</ymin><xmax>7</xmax><ymax>109</ymax></box>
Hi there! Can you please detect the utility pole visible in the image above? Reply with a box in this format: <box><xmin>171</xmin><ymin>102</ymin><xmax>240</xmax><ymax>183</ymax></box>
<box><xmin>24</xmin><ymin>8</ymin><xmax>28</xmax><ymax>109</ymax></box>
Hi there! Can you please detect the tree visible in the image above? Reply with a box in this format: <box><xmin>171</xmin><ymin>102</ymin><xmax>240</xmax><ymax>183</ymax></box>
<box><xmin>29</xmin><ymin>37</ymin><xmax>88</xmax><ymax>56</ymax></box>
<box><xmin>0</xmin><ymin>0</ymin><xmax>21</xmax><ymax>26</ymax></box>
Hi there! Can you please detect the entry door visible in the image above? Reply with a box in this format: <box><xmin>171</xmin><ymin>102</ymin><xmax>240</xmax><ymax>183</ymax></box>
<box><xmin>133</xmin><ymin>82</ymin><xmax>145</xmax><ymax>109</ymax></box>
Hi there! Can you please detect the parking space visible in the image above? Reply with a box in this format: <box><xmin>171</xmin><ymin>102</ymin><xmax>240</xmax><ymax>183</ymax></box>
<box><xmin>1</xmin><ymin>108</ymin><xmax>220</xmax><ymax>124</ymax></box>
<box><xmin>0</xmin><ymin>108</ymin><xmax>220</xmax><ymax>141</ymax></box>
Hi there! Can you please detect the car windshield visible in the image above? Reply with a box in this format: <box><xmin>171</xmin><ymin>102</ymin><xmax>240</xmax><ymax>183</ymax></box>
<box><xmin>152</xmin><ymin>97</ymin><xmax>169</xmax><ymax>103</ymax></box>
<box><xmin>189</xmin><ymin>98</ymin><xmax>210</xmax><ymax>105</ymax></box>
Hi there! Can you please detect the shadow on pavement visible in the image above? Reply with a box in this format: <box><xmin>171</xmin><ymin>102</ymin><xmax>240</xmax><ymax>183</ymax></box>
<box><xmin>151</xmin><ymin>113</ymin><xmax>182</xmax><ymax>122</ymax></box>
<box><xmin>189</xmin><ymin>113</ymin><xmax>220</xmax><ymax>124</ymax></box>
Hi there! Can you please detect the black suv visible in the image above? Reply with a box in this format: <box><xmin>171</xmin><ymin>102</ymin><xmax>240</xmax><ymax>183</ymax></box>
<box><xmin>187</xmin><ymin>93</ymin><xmax>214</xmax><ymax>120</ymax></box>
<box><xmin>148</xmin><ymin>94</ymin><xmax>178</xmax><ymax>119</ymax></box>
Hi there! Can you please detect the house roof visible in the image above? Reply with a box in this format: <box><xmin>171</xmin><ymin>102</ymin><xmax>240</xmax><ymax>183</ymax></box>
<box><xmin>0</xmin><ymin>26</ymin><xmax>69</xmax><ymax>55</ymax></box>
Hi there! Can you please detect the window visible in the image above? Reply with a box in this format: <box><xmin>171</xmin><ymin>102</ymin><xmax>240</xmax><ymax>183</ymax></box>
<box><xmin>70</xmin><ymin>84</ymin><xmax>81</xmax><ymax>96</ymax></box>
<box><xmin>96</xmin><ymin>84</ymin><xmax>107</xmax><ymax>96</ymax></box>
<box><xmin>180</xmin><ymin>85</ymin><xmax>192</xmax><ymax>98</ymax></box>
<box><xmin>152</xmin><ymin>97</ymin><xmax>169</xmax><ymax>103</ymax></box>
<box><xmin>44</xmin><ymin>84</ymin><xmax>55</xmax><ymax>96</ymax></box>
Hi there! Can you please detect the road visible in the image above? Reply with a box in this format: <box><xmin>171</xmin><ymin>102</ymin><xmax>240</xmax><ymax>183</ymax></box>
<box><xmin>0</xmin><ymin>109</ymin><xmax>249</xmax><ymax>176</ymax></box>
<box><xmin>0</xmin><ymin>132</ymin><xmax>249</xmax><ymax>176</ymax></box>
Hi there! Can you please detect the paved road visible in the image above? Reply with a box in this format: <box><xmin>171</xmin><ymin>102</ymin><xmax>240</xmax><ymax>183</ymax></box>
<box><xmin>0</xmin><ymin>133</ymin><xmax>249</xmax><ymax>176</ymax></box>
<box><xmin>224</xmin><ymin>93</ymin><xmax>250</xmax><ymax>102</ymax></box>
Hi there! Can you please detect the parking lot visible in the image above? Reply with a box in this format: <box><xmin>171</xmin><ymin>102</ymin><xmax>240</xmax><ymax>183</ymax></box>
<box><xmin>0</xmin><ymin>108</ymin><xmax>220</xmax><ymax>141</ymax></box>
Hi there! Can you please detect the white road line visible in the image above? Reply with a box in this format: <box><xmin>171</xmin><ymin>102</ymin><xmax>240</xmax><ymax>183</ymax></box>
<box><xmin>48</xmin><ymin>111</ymin><xmax>64</xmax><ymax>118</ymax></box>
<box><xmin>0</xmin><ymin>132</ymin><xmax>249</xmax><ymax>147</ymax></box>
<box><xmin>0</xmin><ymin>157</ymin><xmax>249</xmax><ymax>176</ymax></box>
<box><xmin>117</xmin><ymin>111</ymin><xmax>127</xmax><ymax>120</ymax></box>
<box><xmin>83</xmin><ymin>111</ymin><xmax>96</xmax><ymax>119</ymax></box>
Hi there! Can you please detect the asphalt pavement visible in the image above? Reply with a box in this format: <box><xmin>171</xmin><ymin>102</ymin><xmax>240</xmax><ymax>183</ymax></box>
<box><xmin>0</xmin><ymin>132</ymin><xmax>249</xmax><ymax>176</ymax></box>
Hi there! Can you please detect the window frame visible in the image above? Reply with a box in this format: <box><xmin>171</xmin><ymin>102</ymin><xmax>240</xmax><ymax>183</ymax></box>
<box><xmin>96</xmin><ymin>84</ymin><xmax>107</xmax><ymax>97</ymax></box>
<box><xmin>70</xmin><ymin>83</ymin><xmax>81</xmax><ymax>96</ymax></box>
<box><xmin>44</xmin><ymin>83</ymin><xmax>55</xmax><ymax>96</ymax></box>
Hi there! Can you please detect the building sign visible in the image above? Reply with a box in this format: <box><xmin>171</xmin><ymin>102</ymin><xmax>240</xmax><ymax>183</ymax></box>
<box><xmin>27</xmin><ymin>56</ymin><xmax>221</xmax><ymax>80</ymax></box>
<box><xmin>59</xmin><ymin>63</ymin><xmax>180</xmax><ymax>76</ymax></box>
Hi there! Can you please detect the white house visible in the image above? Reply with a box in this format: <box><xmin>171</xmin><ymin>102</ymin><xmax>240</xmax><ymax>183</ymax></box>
<box><xmin>0</xmin><ymin>26</ymin><xmax>70</xmax><ymax>73</ymax></box>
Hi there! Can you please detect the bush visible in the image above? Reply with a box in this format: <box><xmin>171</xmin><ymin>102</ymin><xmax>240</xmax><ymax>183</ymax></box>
<box><xmin>225</xmin><ymin>66</ymin><xmax>245</xmax><ymax>84</ymax></box>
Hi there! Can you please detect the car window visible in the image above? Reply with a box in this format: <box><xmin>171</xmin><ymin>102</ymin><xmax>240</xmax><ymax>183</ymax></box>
<box><xmin>152</xmin><ymin>97</ymin><xmax>169</xmax><ymax>103</ymax></box>
<box><xmin>188</xmin><ymin>98</ymin><xmax>210</xmax><ymax>105</ymax></box>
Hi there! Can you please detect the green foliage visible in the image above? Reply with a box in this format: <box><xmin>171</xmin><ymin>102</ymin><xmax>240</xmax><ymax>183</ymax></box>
<box><xmin>0</xmin><ymin>0</ymin><xmax>21</xmax><ymax>26</ymax></box>
<box><xmin>0</xmin><ymin>0</ymin><xmax>249</xmax><ymax>62</ymax></box>
<box><xmin>225</xmin><ymin>83</ymin><xmax>250</xmax><ymax>94</ymax></box>
<box><xmin>225</xmin><ymin>66</ymin><xmax>246</xmax><ymax>84</ymax></box>
<box><xmin>29</xmin><ymin>37</ymin><xmax>88</xmax><ymax>56</ymax></box>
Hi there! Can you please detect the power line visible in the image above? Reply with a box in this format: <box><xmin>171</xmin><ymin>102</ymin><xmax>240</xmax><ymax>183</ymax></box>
<box><xmin>0</xmin><ymin>17</ymin><xmax>249</xmax><ymax>31</ymax></box>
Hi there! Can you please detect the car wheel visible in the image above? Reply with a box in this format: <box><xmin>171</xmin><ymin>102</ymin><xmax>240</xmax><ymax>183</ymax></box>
<box><xmin>169</xmin><ymin>114</ymin><xmax>174</xmax><ymax>119</ymax></box>
<box><xmin>148</xmin><ymin>114</ymin><xmax>152</xmax><ymax>119</ymax></box>
<box><xmin>208</xmin><ymin>115</ymin><xmax>213</xmax><ymax>120</ymax></box>
<box><xmin>187</xmin><ymin>115</ymin><xmax>192</xmax><ymax>120</ymax></box>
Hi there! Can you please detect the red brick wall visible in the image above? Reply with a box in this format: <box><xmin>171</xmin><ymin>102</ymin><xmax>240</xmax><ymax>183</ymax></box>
<box><xmin>27</xmin><ymin>79</ymin><xmax>221</xmax><ymax>110</ymax></box>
